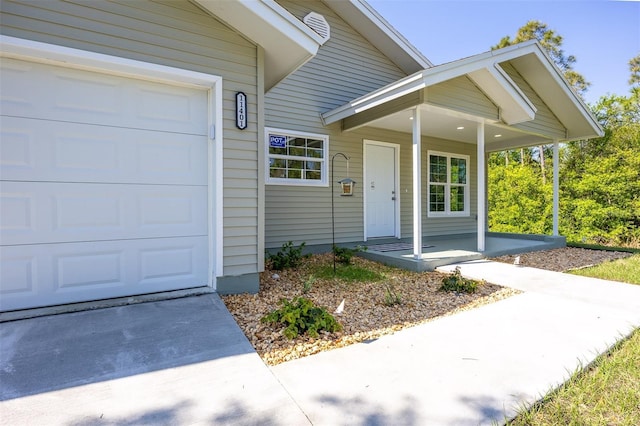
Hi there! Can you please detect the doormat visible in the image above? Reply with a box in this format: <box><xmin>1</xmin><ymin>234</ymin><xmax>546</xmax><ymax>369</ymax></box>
<box><xmin>366</xmin><ymin>243</ymin><xmax>435</xmax><ymax>252</ymax></box>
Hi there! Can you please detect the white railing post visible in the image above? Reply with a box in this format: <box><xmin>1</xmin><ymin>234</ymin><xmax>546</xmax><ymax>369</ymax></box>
<box><xmin>412</xmin><ymin>107</ymin><xmax>423</xmax><ymax>259</ymax></box>
<box><xmin>477</xmin><ymin>122</ymin><xmax>486</xmax><ymax>252</ymax></box>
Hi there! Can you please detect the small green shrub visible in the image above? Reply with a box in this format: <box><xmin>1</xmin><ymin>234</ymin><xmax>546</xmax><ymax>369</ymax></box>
<box><xmin>383</xmin><ymin>283</ymin><xmax>402</xmax><ymax>306</ymax></box>
<box><xmin>302</xmin><ymin>274</ymin><xmax>316</xmax><ymax>294</ymax></box>
<box><xmin>332</xmin><ymin>245</ymin><xmax>368</xmax><ymax>265</ymax></box>
<box><xmin>440</xmin><ymin>266</ymin><xmax>482</xmax><ymax>293</ymax></box>
<box><xmin>268</xmin><ymin>241</ymin><xmax>306</xmax><ymax>270</ymax></box>
<box><xmin>261</xmin><ymin>297</ymin><xmax>342</xmax><ymax>339</ymax></box>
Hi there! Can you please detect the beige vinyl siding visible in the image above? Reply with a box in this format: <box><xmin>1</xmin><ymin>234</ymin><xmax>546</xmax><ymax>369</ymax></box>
<box><xmin>425</xmin><ymin>76</ymin><xmax>499</xmax><ymax>121</ymax></box>
<box><xmin>266</xmin><ymin>0</ymin><xmax>407</xmax><ymax>129</ymax></box>
<box><xmin>0</xmin><ymin>0</ymin><xmax>260</xmax><ymax>276</ymax></box>
<box><xmin>500</xmin><ymin>62</ymin><xmax>566</xmax><ymax>138</ymax></box>
<box><xmin>265</xmin><ymin>0</ymin><xmax>409</xmax><ymax>248</ymax></box>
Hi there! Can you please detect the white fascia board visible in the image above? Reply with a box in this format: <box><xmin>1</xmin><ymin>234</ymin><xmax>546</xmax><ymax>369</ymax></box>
<box><xmin>196</xmin><ymin>0</ymin><xmax>323</xmax><ymax>90</ymax></box>
<box><xmin>508</xmin><ymin>43</ymin><xmax>603</xmax><ymax>138</ymax></box>
<box><xmin>323</xmin><ymin>0</ymin><xmax>432</xmax><ymax>72</ymax></box>
<box><xmin>479</xmin><ymin>40</ymin><xmax>602</xmax><ymax>138</ymax></box>
<box><xmin>322</xmin><ymin>71</ymin><xmax>426</xmax><ymax>124</ymax></box>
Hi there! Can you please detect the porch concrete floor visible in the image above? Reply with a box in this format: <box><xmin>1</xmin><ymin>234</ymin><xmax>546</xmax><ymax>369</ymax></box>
<box><xmin>359</xmin><ymin>233</ymin><xmax>564</xmax><ymax>272</ymax></box>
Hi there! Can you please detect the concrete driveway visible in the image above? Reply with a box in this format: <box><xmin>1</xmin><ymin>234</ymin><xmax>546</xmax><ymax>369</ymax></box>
<box><xmin>2</xmin><ymin>262</ymin><xmax>639</xmax><ymax>425</ymax></box>
<box><xmin>0</xmin><ymin>294</ymin><xmax>308</xmax><ymax>425</ymax></box>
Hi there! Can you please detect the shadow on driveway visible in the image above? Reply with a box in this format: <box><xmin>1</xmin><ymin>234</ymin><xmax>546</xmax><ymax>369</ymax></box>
<box><xmin>0</xmin><ymin>294</ymin><xmax>252</xmax><ymax>401</ymax></box>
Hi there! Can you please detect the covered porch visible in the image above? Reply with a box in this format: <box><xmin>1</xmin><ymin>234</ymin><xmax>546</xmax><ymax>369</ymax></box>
<box><xmin>358</xmin><ymin>232</ymin><xmax>565</xmax><ymax>272</ymax></box>
<box><xmin>323</xmin><ymin>41</ymin><xmax>602</xmax><ymax>266</ymax></box>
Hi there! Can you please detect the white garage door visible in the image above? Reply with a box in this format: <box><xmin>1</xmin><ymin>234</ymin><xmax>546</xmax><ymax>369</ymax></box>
<box><xmin>0</xmin><ymin>57</ymin><xmax>211</xmax><ymax>311</ymax></box>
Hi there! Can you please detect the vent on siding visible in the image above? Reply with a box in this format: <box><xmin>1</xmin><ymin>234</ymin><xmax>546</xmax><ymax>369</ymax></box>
<box><xmin>303</xmin><ymin>12</ymin><xmax>330</xmax><ymax>44</ymax></box>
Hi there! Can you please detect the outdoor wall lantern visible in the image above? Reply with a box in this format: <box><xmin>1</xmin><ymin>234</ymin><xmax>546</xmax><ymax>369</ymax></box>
<box><xmin>338</xmin><ymin>177</ymin><xmax>356</xmax><ymax>196</ymax></box>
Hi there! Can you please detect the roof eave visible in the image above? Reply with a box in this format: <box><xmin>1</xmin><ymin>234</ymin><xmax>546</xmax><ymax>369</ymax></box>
<box><xmin>195</xmin><ymin>0</ymin><xmax>324</xmax><ymax>90</ymax></box>
<box><xmin>322</xmin><ymin>0</ymin><xmax>432</xmax><ymax>73</ymax></box>
<box><xmin>322</xmin><ymin>51</ymin><xmax>537</xmax><ymax>126</ymax></box>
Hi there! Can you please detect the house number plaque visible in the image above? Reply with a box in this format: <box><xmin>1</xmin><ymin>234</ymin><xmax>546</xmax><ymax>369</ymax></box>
<box><xmin>236</xmin><ymin>92</ymin><xmax>247</xmax><ymax>130</ymax></box>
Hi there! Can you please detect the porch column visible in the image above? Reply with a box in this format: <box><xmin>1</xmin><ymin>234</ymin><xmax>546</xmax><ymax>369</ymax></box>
<box><xmin>553</xmin><ymin>139</ymin><xmax>560</xmax><ymax>236</ymax></box>
<box><xmin>476</xmin><ymin>122</ymin><xmax>486</xmax><ymax>252</ymax></box>
<box><xmin>412</xmin><ymin>107</ymin><xmax>422</xmax><ymax>259</ymax></box>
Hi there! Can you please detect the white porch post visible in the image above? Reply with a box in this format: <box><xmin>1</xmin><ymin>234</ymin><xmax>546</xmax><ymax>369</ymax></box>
<box><xmin>553</xmin><ymin>139</ymin><xmax>560</xmax><ymax>236</ymax></box>
<box><xmin>412</xmin><ymin>107</ymin><xmax>422</xmax><ymax>259</ymax></box>
<box><xmin>476</xmin><ymin>122</ymin><xmax>486</xmax><ymax>252</ymax></box>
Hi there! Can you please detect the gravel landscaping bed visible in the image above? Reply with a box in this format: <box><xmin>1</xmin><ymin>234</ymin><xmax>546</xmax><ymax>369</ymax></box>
<box><xmin>222</xmin><ymin>253</ymin><xmax>515</xmax><ymax>365</ymax></box>
<box><xmin>222</xmin><ymin>247</ymin><xmax>632</xmax><ymax>365</ymax></box>
<box><xmin>491</xmin><ymin>246</ymin><xmax>632</xmax><ymax>271</ymax></box>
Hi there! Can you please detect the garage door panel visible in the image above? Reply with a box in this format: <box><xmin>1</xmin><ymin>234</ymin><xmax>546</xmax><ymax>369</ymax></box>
<box><xmin>1</xmin><ymin>182</ymin><xmax>208</xmax><ymax>245</ymax></box>
<box><xmin>0</xmin><ymin>58</ymin><xmax>208</xmax><ymax>135</ymax></box>
<box><xmin>0</xmin><ymin>237</ymin><xmax>209</xmax><ymax>311</ymax></box>
<box><xmin>1</xmin><ymin>116</ymin><xmax>208</xmax><ymax>185</ymax></box>
<box><xmin>1</xmin><ymin>55</ymin><xmax>213</xmax><ymax>312</ymax></box>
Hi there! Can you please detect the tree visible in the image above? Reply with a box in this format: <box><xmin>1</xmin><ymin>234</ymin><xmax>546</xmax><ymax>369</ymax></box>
<box><xmin>492</xmin><ymin>20</ymin><xmax>590</xmax><ymax>96</ymax></box>
<box><xmin>488</xmin><ymin>164</ymin><xmax>553</xmax><ymax>235</ymax></box>
<box><xmin>560</xmin><ymin>59</ymin><xmax>640</xmax><ymax>246</ymax></box>
<box><xmin>629</xmin><ymin>54</ymin><xmax>640</xmax><ymax>87</ymax></box>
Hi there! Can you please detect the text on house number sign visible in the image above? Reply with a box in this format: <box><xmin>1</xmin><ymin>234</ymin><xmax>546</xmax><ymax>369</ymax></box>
<box><xmin>236</xmin><ymin>92</ymin><xmax>247</xmax><ymax>130</ymax></box>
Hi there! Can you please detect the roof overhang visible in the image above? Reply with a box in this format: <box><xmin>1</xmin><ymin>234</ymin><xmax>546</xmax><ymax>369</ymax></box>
<box><xmin>322</xmin><ymin>40</ymin><xmax>603</xmax><ymax>146</ymax></box>
<box><xmin>322</xmin><ymin>0</ymin><xmax>432</xmax><ymax>73</ymax></box>
<box><xmin>322</xmin><ymin>50</ymin><xmax>536</xmax><ymax>127</ymax></box>
<box><xmin>195</xmin><ymin>0</ymin><xmax>325</xmax><ymax>90</ymax></box>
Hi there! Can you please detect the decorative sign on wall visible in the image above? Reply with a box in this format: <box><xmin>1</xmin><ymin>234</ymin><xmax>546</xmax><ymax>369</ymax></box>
<box><xmin>269</xmin><ymin>134</ymin><xmax>287</xmax><ymax>148</ymax></box>
<box><xmin>236</xmin><ymin>92</ymin><xmax>247</xmax><ymax>130</ymax></box>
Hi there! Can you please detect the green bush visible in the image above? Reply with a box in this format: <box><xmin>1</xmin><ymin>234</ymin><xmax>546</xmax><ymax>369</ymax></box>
<box><xmin>268</xmin><ymin>241</ymin><xmax>306</xmax><ymax>270</ymax></box>
<box><xmin>332</xmin><ymin>245</ymin><xmax>367</xmax><ymax>265</ymax></box>
<box><xmin>440</xmin><ymin>267</ymin><xmax>482</xmax><ymax>293</ymax></box>
<box><xmin>261</xmin><ymin>297</ymin><xmax>342</xmax><ymax>339</ymax></box>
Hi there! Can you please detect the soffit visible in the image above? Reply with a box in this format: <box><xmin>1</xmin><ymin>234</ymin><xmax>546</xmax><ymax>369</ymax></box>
<box><xmin>195</xmin><ymin>0</ymin><xmax>324</xmax><ymax>90</ymax></box>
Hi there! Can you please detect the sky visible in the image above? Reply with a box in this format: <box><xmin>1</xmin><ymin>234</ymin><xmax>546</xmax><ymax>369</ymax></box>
<box><xmin>367</xmin><ymin>0</ymin><xmax>640</xmax><ymax>105</ymax></box>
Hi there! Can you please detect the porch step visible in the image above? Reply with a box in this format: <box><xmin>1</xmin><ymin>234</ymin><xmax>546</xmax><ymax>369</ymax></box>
<box><xmin>359</xmin><ymin>250</ymin><xmax>485</xmax><ymax>272</ymax></box>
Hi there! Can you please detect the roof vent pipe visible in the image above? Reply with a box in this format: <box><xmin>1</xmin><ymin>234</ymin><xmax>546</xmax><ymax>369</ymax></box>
<box><xmin>303</xmin><ymin>12</ymin><xmax>330</xmax><ymax>44</ymax></box>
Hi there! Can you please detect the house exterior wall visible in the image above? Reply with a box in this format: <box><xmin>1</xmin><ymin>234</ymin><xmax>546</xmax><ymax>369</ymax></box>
<box><xmin>0</xmin><ymin>0</ymin><xmax>261</xmax><ymax>290</ymax></box>
<box><xmin>265</xmin><ymin>0</ymin><xmax>409</xmax><ymax>249</ymax></box>
<box><xmin>264</xmin><ymin>0</ymin><xmax>481</xmax><ymax>250</ymax></box>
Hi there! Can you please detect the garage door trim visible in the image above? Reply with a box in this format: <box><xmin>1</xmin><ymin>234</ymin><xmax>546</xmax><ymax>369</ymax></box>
<box><xmin>0</xmin><ymin>35</ymin><xmax>224</xmax><ymax>291</ymax></box>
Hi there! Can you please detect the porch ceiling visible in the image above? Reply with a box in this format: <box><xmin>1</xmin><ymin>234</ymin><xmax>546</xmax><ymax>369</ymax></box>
<box><xmin>366</xmin><ymin>104</ymin><xmax>550</xmax><ymax>150</ymax></box>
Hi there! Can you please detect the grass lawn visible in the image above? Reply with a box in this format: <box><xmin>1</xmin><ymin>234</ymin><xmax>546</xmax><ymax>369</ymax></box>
<box><xmin>510</xmin><ymin>254</ymin><xmax>640</xmax><ymax>425</ymax></box>
<box><xmin>568</xmin><ymin>254</ymin><xmax>640</xmax><ymax>285</ymax></box>
<box><xmin>508</xmin><ymin>328</ymin><xmax>640</xmax><ymax>425</ymax></box>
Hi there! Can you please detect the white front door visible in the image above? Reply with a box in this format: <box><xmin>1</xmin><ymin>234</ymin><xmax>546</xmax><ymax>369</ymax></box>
<box><xmin>364</xmin><ymin>141</ymin><xmax>399</xmax><ymax>239</ymax></box>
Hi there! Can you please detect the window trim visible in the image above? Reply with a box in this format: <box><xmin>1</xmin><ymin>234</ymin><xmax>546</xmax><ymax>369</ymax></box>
<box><xmin>427</xmin><ymin>150</ymin><xmax>471</xmax><ymax>217</ymax></box>
<box><xmin>265</xmin><ymin>127</ymin><xmax>329</xmax><ymax>186</ymax></box>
